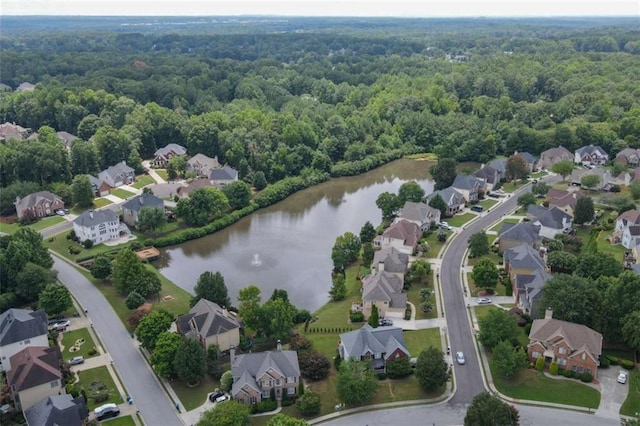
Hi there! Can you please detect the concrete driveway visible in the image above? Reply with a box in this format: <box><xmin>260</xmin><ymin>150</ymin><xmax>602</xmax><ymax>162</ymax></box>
<box><xmin>596</xmin><ymin>367</ymin><xmax>629</xmax><ymax>419</ymax></box>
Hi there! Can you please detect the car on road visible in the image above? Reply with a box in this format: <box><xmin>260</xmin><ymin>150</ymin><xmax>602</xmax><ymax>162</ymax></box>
<box><xmin>438</xmin><ymin>221</ymin><xmax>452</xmax><ymax>230</ymax></box>
<box><xmin>477</xmin><ymin>297</ymin><xmax>492</xmax><ymax>305</ymax></box>
<box><xmin>456</xmin><ymin>351</ymin><xmax>465</xmax><ymax>365</ymax></box>
<box><xmin>617</xmin><ymin>370</ymin><xmax>628</xmax><ymax>384</ymax></box>
<box><xmin>209</xmin><ymin>390</ymin><xmax>225</xmax><ymax>402</ymax></box>
<box><xmin>69</xmin><ymin>356</ymin><xmax>85</xmax><ymax>365</ymax></box>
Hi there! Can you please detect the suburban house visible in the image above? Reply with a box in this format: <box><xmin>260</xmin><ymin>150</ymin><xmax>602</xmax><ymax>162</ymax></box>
<box><xmin>395</xmin><ymin>201</ymin><xmax>441</xmax><ymax>231</ymax></box>
<box><xmin>86</xmin><ymin>175</ymin><xmax>111</xmax><ymax>197</ymax></box>
<box><xmin>427</xmin><ymin>187</ymin><xmax>465</xmax><ymax>216</ymax></box>
<box><xmin>487</xmin><ymin>158</ymin><xmax>507</xmax><ymax>181</ymax></box>
<box><xmin>546</xmin><ymin>188</ymin><xmax>582</xmax><ymax>217</ymax></box>
<box><xmin>451</xmin><ymin>174</ymin><xmax>485</xmax><ymax>203</ymax></box>
<box><xmin>14</xmin><ymin>191</ymin><xmax>65</xmax><ymax>221</ymax></box>
<box><xmin>0</xmin><ymin>309</ymin><xmax>48</xmax><ymax>372</ymax></box>
<box><xmin>615</xmin><ymin>167</ymin><xmax>640</xmax><ymax>186</ymax></box>
<box><xmin>176</xmin><ymin>299</ymin><xmax>241</xmax><ymax>352</ymax></box>
<box><xmin>24</xmin><ymin>394</ymin><xmax>88</xmax><ymax>426</ymax></box>
<box><xmin>503</xmin><ymin>243</ymin><xmax>546</xmax><ymax>285</ymax></box>
<box><xmin>472</xmin><ymin>165</ymin><xmax>499</xmax><ymax>191</ymax></box>
<box><xmin>373</xmin><ymin>219</ymin><xmax>421</xmax><ymax>254</ymax></box>
<box><xmin>339</xmin><ymin>325</ymin><xmax>410</xmax><ymax>373</ymax></box>
<box><xmin>539</xmin><ymin>146</ymin><xmax>574</xmax><ymax>170</ymax></box>
<box><xmin>498</xmin><ymin>222</ymin><xmax>541</xmax><ymax>252</ymax></box>
<box><xmin>230</xmin><ymin>344</ymin><xmax>300</xmax><ymax>405</ymax></box>
<box><xmin>176</xmin><ymin>178</ymin><xmax>217</xmax><ymax>198</ymax></box>
<box><xmin>613</xmin><ymin>209</ymin><xmax>640</xmax><ymax>248</ymax></box>
<box><xmin>122</xmin><ymin>193</ymin><xmax>165</xmax><ymax>227</ymax></box>
<box><xmin>615</xmin><ymin>209</ymin><xmax>640</xmax><ymax>233</ymax></box>
<box><xmin>16</xmin><ymin>82</ymin><xmax>36</xmax><ymax>92</ymax></box>
<box><xmin>370</xmin><ymin>246</ymin><xmax>409</xmax><ymax>277</ymax></box>
<box><xmin>6</xmin><ymin>346</ymin><xmax>64</xmax><ymax>411</ymax></box>
<box><xmin>514</xmin><ymin>151</ymin><xmax>539</xmax><ymax>172</ymax></box>
<box><xmin>209</xmin><ymin>165</ymin><xmax>239</xmax><ymax>186</ymax></box>
<box><xmin>186</xmin><ymin>154</ymin><xmax>221</xmax><ymax>177</ymax></box>
<box><xmin>622</xmin><ymin>225</ymin><xmax>640</xmax><ymax>250</ymax></box>
<box><xmin>56</xmin><ymin>131</ymin><xmax>78</xmax><ymax>149</ymax></box>
<box><xmin>97</xmin><ymin>161</ymin><xmax>135</xmax><ymax>188</ymax></box>
<box><xmin>0</xmin><ymin>122</ymin><xmax>31</xmax><ymax>141</ymax></box>
<box><xmin>574</xmin><ymin>145</ymin><xmax>609</xmax><ymax>166</ymax></box>
<box><xmin>361</xmin><ymin>271</ymin><xmax>407</xmax><ymax>320</ymax></box>
<box><xmin>526</xmin><ymin>205</ymin><xmax>573</xmax><ymax>239</ymax></box>
<box><xmin>528</xmin><ymin>308</ymin><xmax>603</xmax><ymax>378</ymax></box>
<box><xmin>152</xmin><ymin>143</ymin><xmax>187</xmax><ymax>167</ymax></box>
<box><xmin>570</xmin><ymin>167</ymin><xmax>612</xmax><ymax>191</ymax></box>
<box><xmin>514</xmin><ymin>269</ymin><xmax>552</xmax><ymax>318</ymax></box>
<box><xmin>72</xmin><ymin>210</ymin><xmax>122</xmax><ymax>245</ymax></box>
<box><xmin>615</xmin><ymin>147</ymin><xmax>640</xmax><ymax>167</ymax></box>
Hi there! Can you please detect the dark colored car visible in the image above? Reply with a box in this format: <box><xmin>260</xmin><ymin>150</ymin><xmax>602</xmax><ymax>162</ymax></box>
<box><xmin>209</xmin><ymin>391</ymin><xmax>225</xmax><ymax>402</ymax></box>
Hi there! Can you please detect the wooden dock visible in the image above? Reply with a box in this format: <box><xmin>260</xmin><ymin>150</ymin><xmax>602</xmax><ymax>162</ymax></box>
<box><xmin>135</xmin><ymin>247</ymin><xmax>160</xmax><ymax>261</ymax></box>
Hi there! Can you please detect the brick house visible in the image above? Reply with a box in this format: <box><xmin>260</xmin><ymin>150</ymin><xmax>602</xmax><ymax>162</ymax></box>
<box><xmin>539</xmin><ymin>146</ymin><xmax>573</xmax><ymax>170</ymax></box>
<box><xmin>14</xmin><ymin>191</ymin><xmax>65</xmax><ymax>220</ymax></box>
<box><xmin>339</xmin><ymin>325</ymin><xmax>410</xmax><ymax>373</ymax></box>
<box><xmin>528</xmin><ymin>308</ymin><xmax>603</xmax><ymax>378</ymax></box>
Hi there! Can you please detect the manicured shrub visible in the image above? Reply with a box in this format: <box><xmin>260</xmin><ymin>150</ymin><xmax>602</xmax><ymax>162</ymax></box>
<box><xmin>296</xmin><ymin>390</ymin><xmax>321</xmax><ymax>416</ymax></box>
<box><xmin>535</xmin><ymin>356</ymin><xmax>545</xmax><ymax>372</ymax></box>
<box><xmin>549</xmin><ymin>361</ymin><xmax>559</xmax><ymax>375</ymax></box>
<box><xmin>600</xmin><ymin>357</ymin><xmax>610</xmax><ymax>368</ymax></box>
<box><xmin>620</xmin><ymin>359</ymin><xmax>634</xmax><ymax>370</ymax></box>
<box><xmin>386</xmin><ymin>357</ymin><xmax>413</xmax><ymax>379</ymax></box>
<box><xmin>580</xmin><ymin>373</ymin><xmax>593</xmax><ymax>383</ymax></box>
<box><xmin>377</xmin><ymin>373</ymin><xmax>388</xmax><ymax>380</ymax></box>
<box><xmin>607</xmin><ymin>355</ymin><xmax>619</xmax><ymax>365</ymax></box>
<box><xmin>250</xmin><ymin>400</ymin><xmax>277</xmax><ymax>414</ymax></box>
<box><xmin>83</xmin><ymin>239</ymin><xmax>93</xmax><ymax>249</ymax></box>
<box><xmin>524</xmin><ymin>323</ymin><xmax>532</xmax><ymax>335</ymax></box>
<box><xmin>563</xmin><ymin>369</ymin><xmax>574</xmax><ymax>378</ymax></box>
<box><xmin>87</xmin><ymin>347</ymin><xmax>97</xmax><ymax>356</ymax></box>
<box><xmin>349</xmin><ymin>311</ymin><xmax>365</xmax><ymax>323</ymax></box>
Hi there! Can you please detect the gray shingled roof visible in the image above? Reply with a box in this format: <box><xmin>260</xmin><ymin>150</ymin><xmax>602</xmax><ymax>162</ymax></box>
<box><xmin>231</xmin><ymin>350</ymin><xmax>300</xmax><ymax>396</ymax></box>
<box><xmin>14</xmin><ymin>191</ymin><xmax>62</xmax><ymax>211</ymax></box>
<box><xmin>372</xmin><ymin>247</ymin><xmax>408</xmax><ymax>274</ymax></box>
<box><xmin>362</xmin><ymin>271</ymin><xmax>406</xmax><ymax>307</ymax></box>
<box><xmin>499</xmin><ymin>222</ymin><xmax>541</xmax><ymax>245</ymax></box>
<box><xmin>177</xmin><ymin>299</ymin><xmax>240</xmax><ymax>339</ymax></box>
<box><xmin>488</xmin><ymin>158</ymin><xmax>507</xmax><ymax>173</ymax></box>
<box><xmin>0</xmin><ymin>308</ymin><xmax>47</xmax><ymax>346</ymax></box>
<box><xmin>472</xmin><ymin>166</ymin><xmax>498</xmax><ymax>185</ymax></box>
<box><xmin>209</xmin><ymin>166</ymin><xmax>238</xmax><ymax>181</ymax></box>
<box><xmin>451</xmin><ymin>174</ymin><xmax>484</xmax><ymax>191</ymax></box>
<box><xmin>25</xmin><ymin>394</ymin><xmax>88</xmax><ymax>426</ymax></box>
<box><xmin>99</xmin><ymin>161</ymin><xmax>134</xmax><ymax>181</ymax></box>
<box><xmin>528</xmin><ymin>205</ymin><xmax>572</xmax><ymax>229</ymax></box>
<box><xmin>73</xmin><ymin>209</ymin><xmax>117</xmax><ymax>228</ymax></box>
<box><xmin>428</xmin><ymin>187</ymin><xmax>464</xmax><ymax>206</ymax></box>
<box><xmin>154</xmin><ymin>143</ymin><xmax>187</xmax><ymax>157</ymax></box>
<box><xmin>576</xmin><ymin>145</ymin><xmax>607</xmax><ymax>158</ymax></box>
<box><xmin>516</xmin><ymin>151</ymin><xmax>539</xmax><ymax>164</ymax></box>
<box><xmin>122</xmin><ymin>193</ymin><xmax>164</xmax><ymax>212</ymax></box>
<box><xmin>340</xmin><ymin>324</ymin><xmax>410</xmax><ymax>361</ymax></box>
<box><xmin>503</xmin><ymin>244</ymin><xmax>545</xmax><ymax>271</ymax></box>
<box><xmin>397</xmin><ymin>201</ymin><xmax>438</xmax><ymax>224</ymax></box>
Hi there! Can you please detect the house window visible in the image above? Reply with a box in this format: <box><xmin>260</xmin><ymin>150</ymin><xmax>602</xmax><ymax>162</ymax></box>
<box><xmin>558</xmin><ymin>347</ymin><xmax>566</xmax><ymax>355</ymax></box>
<box><xmin>250</xmin><ymin>397</ymin><xmax>257</xmax><ymax>404</ymax></box>
<box><xmin>286</xmin><ymin>377</ymin><xmax>295</xmax><ymax>383</ymax></box>
<box><xmin>586</xmin><ymin>368</ymin><xmax>591</xmax><ymax>375</ymax></box>
<box><xmin>262</xmin><ymin>391</ymin><xmax>270</xmax><ymax>398</ymax></box>
<box><xmin>275</xmin><ymin>379</ymin><xmax>281</xmax><ymax>386</ymax></box>
<box><xmin>262</xmin><ymin>380</ymin><xmax>270</xmax><ymax>387</ymax></box>
<box><xmin>557</xmin><ymin>358</ymin><xmax>567</xmax><ymax>366</ymax></box>
<box><xmin>581</xmin><ymin>353</ymin><xmax>586</xmax><ymax>361</ymax></box>
<box><xmin>288</xmin><ymin>387</ymin><xmax>296</xmax><ymax>395</ymax></box>
<box><xmin>50</xmin><ymin>380</ymin><xmax>58</xmax><ymax>388</ymax></box>
<box><xmin>531</xmin><ymin>351</ymin><xmax>540</xmax><ymax>358</ymax></box>
<box><xmin>572</xmin><ymin>365</ymin><xmax>578</xmax><ymax>372</ymax></box>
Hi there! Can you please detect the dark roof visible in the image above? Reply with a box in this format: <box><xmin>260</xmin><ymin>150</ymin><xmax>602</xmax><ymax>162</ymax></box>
<box><xmin>362</xmin><ymin>271</ymin><xmax>406</xmax><ymax>307</ymax></box>
<box><xmin>14</xmin><ymin>191</ymin><xmax>63</xmax><ymax>211</ymax></box>
<box><xmin>516</xmin><ymin>151</ymin><xmax>538</xmax><ymax>164</ymax></box>
<box><xmin>397</xmin><ymin>201</ymin><xmax>439</xmax><ymax>224</ymax></box>
<box><xmin>488</xmin><ymin>158</ymin><xmax>507</xmax><ymax>173</ymax></box>
<box><xmin>177</xmin><ymin>299</ymin><xmax>241</xmax><ymax>338</ymax></box>
<box><xmin>154</xmin><ymin>143</ymin><xmax>187</xmax><ymax>157</ymax></box>
<box><xmin>372</xmin><ymin>247</ymin><xmax>409</xmax><ymax>274</ymax></box>
<box><xmin>527</xmin><ymin>205</ymin><xmax>572</xmax><ymax>229</ymax></box>
<box><xmin>7</xmin><ymin>346</ymin><xmax>62</xmax><ymax>391</ymax></box>
<box><xmin>503</xmin><ymin>244</ymin><xmax>545</xmax><ymax>271</ymax></box>
<box><xmin>209</xmin><ymin>166</ymin><xmax>238</xmax><ymax>181</ymax></box>
<box><xmin>231</xmin><ymin>350</ymin><xmax>300</xmax><ymax>396</ymax></box>
<box><xmin>576</xmin><ymin>145</ymin><xmax>608</xmax><ymax>157</ymax></box>
<box><xmin>0</xmin><ymin>309</ymin><xmax>47</xmax><ymax>346</ymax></box>
<box><xmin>451</xmin><ymin>174</ymin><xmax>484</xmax><ymax>191</ymax></box>
<box><xmin>25</xmin><ymin>394</ymin><xmax>88</xmax><ymax>426</ymax></box>
<box><xmin>472</xmin><ymin>166</ymin><xmax>499</xmax><ymax>185</ymax></box>
<box><xmin>340</xmin><ymin>324</ymin><xmax>410</xmax><ymax>360</ymax></box>
<box><xmin>499</xmin><ymin>222</ymin><xmax>541</xmax><ymax>245</ymax></box>
<box><xmin>428</xmin><ymin>187</ymin><xmax>464</xmax><ymax>206</ymax></box>
<box><xmin>73</xmin><ymin>209</ymin><xmax>117</xmax><ymax>228</ymax></box>
<box><xmin>122</xmin><ymin>193</ymin><xmax>164</xmax><ymax>212</ymax></box>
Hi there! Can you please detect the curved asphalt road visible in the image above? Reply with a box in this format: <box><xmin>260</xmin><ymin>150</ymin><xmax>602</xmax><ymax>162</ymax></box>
<box><xmin>53</xmin><ymin>256</ymin><xmax>182</xmax><ymax>426</ymax></box>
<box><xmin>441</xmin><ymin>175</ymin><xmax>561</xmax><ymax>405</ymax></box>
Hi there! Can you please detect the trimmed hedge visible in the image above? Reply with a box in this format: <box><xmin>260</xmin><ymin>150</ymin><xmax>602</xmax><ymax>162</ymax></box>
<box><xmin>330</xmin><ymin>149</ymin><xmax>415</xmax><ymax>177</ymax></box>
<box><xmin>549</xmin><ymin>361</ymin><xmax>559</xmax><ymax>375</ymax></box>
<box><xmin>620</xmin><ymin>359</ymin><xmax>635</xmax><ymax>370</ymax></box>
<box><xmin>535</xmin><ymin>356</ymin><xmax>545</xmax><ymax>371</ymax></box>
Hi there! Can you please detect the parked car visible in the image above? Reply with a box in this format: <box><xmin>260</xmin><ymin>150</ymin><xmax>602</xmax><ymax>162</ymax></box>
<box><xmin>69</xmin><ymin>356</ymin><xmax>84</xmax><ymax>365</ymax></box>
<box><xmin>209</xmin><ymin>391</ymin><xmax>225</xmax><ymax>402</ymax></box>
<box><xmin>94</xmin><ymin>403</ymin><xmax>120</xmax><ymax>421</ymax></box>
<box><xmin>617</xmin><ymin>371</ymin><xmax>628</xmax><ymax>384</ymax></box>
<box><xmin>438</xmin><ymin>221</ymin><xmax>452</xmax><ymax>230</ymax></box>
<box><xmin>471</xmin><ymin>205</ymin><xmax>483</xmax><ymax>212</ymax></box>
<box><xmin>53</xmin><ymin>320</ymin><xmax>71</xmax><ymax>331</ymax></box>
<box><xmin>378</xmin><ymin>319</ymin><xmax>393</xmax><ymax>326</ymax></box>
<box><xmin>55</xmin><ymin>209</ymin><xmax>66</xmax><ymax>216</ymax></box>
<box><xmin>477</xmin><ymin>297</ymin><xmax>492</xmax><ymax>305</ymax></box>
<box><xmin>456</xmin><ymin>351</ymin><xmax>465</xmax><ymax>365</ymax></box>
<box><xmin>215</xmin><ymin>395</ymin><xmax>229</xmax><ymax>404</ymax></box>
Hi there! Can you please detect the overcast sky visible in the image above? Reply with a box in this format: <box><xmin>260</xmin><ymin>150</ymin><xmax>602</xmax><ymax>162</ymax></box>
<box><xmin>2</xmin><ymin>0</ymin><xmax>639</xmax><ymax>17</ymax></box>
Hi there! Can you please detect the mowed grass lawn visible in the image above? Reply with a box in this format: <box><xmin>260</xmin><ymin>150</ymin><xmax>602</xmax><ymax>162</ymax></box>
<box><xmin>423</xmin><ymin>230</ymin><xmax>452</xmax><ymax>257</ymax></box>
<box><xmin>621</xmin><ymin>368</ymin><xmax>640</xmax><ymax>417</ymax></box>
<box><xmin>102</xmin><ymin>415</ymin><xmax>136</xmax><ymax>426</ymax></box>
<box><xmin>77</xmin><ymin>366</ymin><xmax>124</xmax><ymax>410</ymax></box>
<box><xmin>45</xmin><ymin>232</ymin><xmax>131</xmax><ymax>262</ymax></box>
<box><xmin>93</xmin><ymin>197</ymin><xmax>113</xmax><ymax>208</ymax></box>
<box><xmin>155</xmin><ymin>169</ymin><xmax>169</xmax><ymax>180</ymax></box>
<box><xmin>60</xmin><ymin>327</ymin><xmax>99</xmax><ymax>361</ymax></box>
<box><xmin>489</xmin><ymin>218</ymin><xmax>520</xmax><ymax>233</ymax></box>
<box><xmin>110</xmin><ymin>188</ymin><xmax>136</xmax><ymax>199</ymax></box>
<box><xmin>131</xmin><ymin>175</ymin><xmax>156</xmax><ymax>189</ymax></box>
<box><xmin>404</xmin><ymin>328</ymin><xmax>441</xmax><ymax>355</ymax></box>
<box><xmin>173</xmin><ymin>372</ymin><xmax>221</xmax><ymax>411</ymax></box>
<box><xmin>447</xmin><ymin>213</ymin><xmax>476</xmax><ymax>228</ymax></box>
<box><xmin>406</xmin><ymin>284</ymin><xmax>438</xmax><ymax>319</ymax></box>
<box><xmin>29</xmin><ymin>215</ymin><xmax>66</xmax><ymax>231</ymax></box>
<box><xmin>479</xmin><ymin>198</ymin><xmax>499</xmax><ymax>210</ymax></box>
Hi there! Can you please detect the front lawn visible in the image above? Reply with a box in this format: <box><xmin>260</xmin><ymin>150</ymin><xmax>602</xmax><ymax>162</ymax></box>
<box><xmin>103</xmin><ymin>415</ymin><xmax>136</xmax><ymax>426</ymax></box>
<box><xmin>406</xmin><ymin>285</ymin><xmax>438</xmax><ymax>319</ymax></box>
<box><xmin>447</xmin><ymin>213</ymin><xmax>476</xmax><ymax>228</ymax></box>
<box><xmin>45</xmin><ymin>232</ymin><xmax>132</xmax><ymax>262</ymax></box>
<box><xmin>110</xmin><ymin>188</ymin><xmax>136</xmax><ymax>199</ymax></box>
<box><xmin>621</xmin><ymin>368</ymin><xmax>640</xmax><ymax>417</ymax></box>
<box><xmin>77</xmin><ymin>366</ymin><xmax>124</xmax><ymax>410</ymax></box>
<box><xmin>490</xmin><ymin>366</ymin><xmax>600</xmax><ymax>409</ymax></box>
<box><xmin>489</xmin><ymin>218</ymin><xmax>520</xmax><ymax>233</ymax></box>
<box><xmin>404</xmin><ymin>328</ymin><xmax>441</xmax><ymax>355</ymax></box>
<box><xmin>60</xmin><ymin>327</ymin><xmax>99</xmax><ymax>361</ymax></box>
<box><xmin>531</xmin><ymin>171</ymin><xmax>547</xmax><ymax>178</ymax></box>
<box><xmin>172</xmin><ymin>373</ymin><xmax>221</xmax><ymax>411</ymax></box>
<box><xmin>155</xmin><ymin>169</ymin><xmax>169</xmax><ymax>180</ymax></box>
<box><xmin>29</xmin><ymin>215</ymin><xmax>66</xmax><ymax>231</ymax></box>
<box><xmin>479</xmin><ymin>199</ymin><xmax>499</xmax><ymax>210</ymax></box>
<box><xmin>93</xmin><ymin>198</ymin><xmax>113</xmax><ymax>208</ymax></box>
<box><xmin>131</xmin><ymin>175</ymin><xmax>156</xmax><ymax>189</ymax></box>
<box><xmin>0</xmin><ymin>221</ymin><xmax>20</xmax><ymax>235</ymax></box>
<box><xmin>423</xmin><ymin>230</ymin><xmax>451</xmax><ymax>257</ymax></box>
<box><xmin>502</xmin><ymin>181</ymin><xmax>525</xmax><ymax>193</ymax></box>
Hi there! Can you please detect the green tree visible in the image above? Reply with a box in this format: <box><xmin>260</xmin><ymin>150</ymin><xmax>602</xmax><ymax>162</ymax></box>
<box><xmin>398</xmin><ymin>181</ymin><xmax>425</xmax><ymax>204</ymax></box>
<box><xmin>491</xmin><ymin>340</ymin><xmax>528</xmax><ymax>377</ymax></box>
<box><xmin>531</xmin><ymin>182</ymin><xmax>550</xmax><ymax>197</ymax></box>
<box><xmin>429</xmin><ymin>158</ymin><xmax>457</xmax><ymax>190</ymax></box>
<box><xmin>336</xmin><ymin>360</ymin><xmax>377</xmax><ymax>405</ymax></box>
<box><xmin>220</xmin><ymin>370</ymin><xmax>233</xmax><ymax>392</ymax></box>
<box><xmin>575</xmin><ymin>252</ymin><xmax>622</xmax><ymax>279</ymax></box>
<box><xmin>464</xmin><ymin>392</ymin><xmax>519</xmax><ymax>426</ymax></box>
<box><xmin>295</xmin><ymin>390</ymin><xmax>321</xmax><ymax>416</ymax></box>
<box><xmin>191</xmin><ymin>271</ymin><xmax>231</xmax><ymax>308</ymax></box>
<box><xmin>622</xmin><ymin>311</ymin><xmax>640</xmax><ymax>351</ymax></box>
<box><xmin>468</xmin><ymin>231</ymin><xmax>490</xmax><ymax>258</ymax></box>
<box><xmin>206</xmin><ymin>344</ymin><xmax>224</xmax><ymax>379</ymax></box>
<box><xmin>472</xmin><ymin>258</ymin><xmax>499</xmax><ymax>292</ymax></box>
<box><xmin>253</xmin><ymin>171</ymin><xmax>267</xmax><ymax>190</ymax></box>
<box><xmin>428</xmin><ymin>193</ymin><xmax>448</xmax><ymax>217</ymax></box>
<box><xmin>112</xmin><ymin>248</ymin><xmax>160</xmax><ymax>297</ymax></box>
<box><xmin>237</xmin><ymin>285</ymin><xmax>262</xmax><ymax>332</ymax></box>
<box><xmin>300</xmin><ymin>351</ymin><xmax>331</xmax><ymax>381</ymax></box>
<box><xmin>125</xmin><ymin>291</ymin><xmax>146</xmax><ymax>310</ymax></box>
<box><xmin>329</xmin><ymin>273</ymin><xmax>347</xmax><ymax>301</ymax></box>
<box><xmin>368</xmin><ymin>305</ymin><xmax>379</xmax><ymax>328</ymax></box>
<box><xmin>506</xmin><ymin>154</ymin><xmax>529</xmax><ymax>181</ymax></box>
<box><xmin>71</xmin><ymin>175</ymin><xmax>94</xmax><ymax>208</ymax></box>
<box><xmin>385</xmin><ymin>357</ymin><xmax>413</xmax><ymax>379</ymax></box>
<box><xmin>267</xmin><ymin>413</ymin><xmax>309</xmax><ymax>426</ymax></box>
<box><xmin>90</xmin><ymin>255</ymin><xmax>111</xmax><ymax>280</ymax></box>
<box><xmin>478</xmin><ymin>309</ymin><xmax>519</xmax><ymax>350</ymax></box>
<box><xmin>630</xmin><ymin>180</ymin><xmax>640</xmax><ymax>200</ymax></box>
<box><xmin>416</xmin><ymin>346</ymin><xmax>449</xmax><ymax>391</ymax></box>
<box><xmin>331</xmin><ymin>232</ymin><xmax>361</xmax><ymax>271</ymax></box>
<box><xmin>176</xmin><ymin>187</ymin><xmax>229</xmax><ymax>226</ymax></box>
<box><xmin>375</xmin><ymin>192</ymin><xmax>401</xmax><ymax>219</ymax></box>
<box><xmin>546</xmin><ymin>251</ymin><xmax>577</xmax><ymax>274</ymax></box>
<box><xmin>221</xmin><ymin>181</ymin><xmax>251</xmax><ymax>210</ymax></box>
<box><xmin>580</xmin><ymin>174</ymin><xmax>601</xmax><ymax>190</ymax></box>
<box><xmin>261</xmin><ymin>297</ymin><xmax>296</xmax><ymax>340</ymax></box>
<box><xmin>150</xmin><ymin>332</ymin><xmax>183</xmax><ymax>379</ymax></box>
<box><xmin>70</xmin><ymin>140</ymin><xmax>99</xmax><ymax>176</ymax></box>
<box><xmin>198</xmin><ymin>400</ymin><xmax>249</xmax><ymax>426</ymax></box>
<box><xmin>135</xmin><ymin>310</ymin><xmax>173</xmax><ymax>351</ymax></box>
<box><xmin>551</xmin><ymin>160</ymin><xmax>575</xmax><ymax>182</ymax></box>
<box><xmin>603</xmin><ymin>271</ymin><xmax>640</xmax><ymax>342</ymax></box>
<box><xmin>420</xmin><ymin>301</ymin><xmax>434</xmax><ymax>313</ymax></box>
<box><xmin>136</xmin><ymin>207</ymin><xmax>167</xmax><ymax>233</ymax></box>
<box><xmin>16</xmin><ymin>262</ymin><xmax>57</xmax><ymax>302</ymax></box>
<box><xmin>359</xmin><ymin>221</ymin><xmax>377</xmax><ymax>243</ymax></box>
<box><xmin>405</xmin><ymin>259</ymin><xmax>431</xmax><ymax>286</ymax></box>
<box><xmin>39</xmin><ymin>283</ymin><xmax>72</xmax><ymax>316</ymax></box>
<box><xmin>361</xmin><ymin>242</ymin><xmax>374</xmax><ymax>268</ymax></box>
<box><xmin>516</xmin><ymin>192</ymin><xmax>536</xmax><ymax>209</ymax></box>
<box><xmin>174</xmin><ymin>336</ymin><xmax>206</xmax><ymax>385</ymax></box>
<box><xmin>542</xmin><ymin>274</ymin><xmax>601</xmax><ymax>329</ymax></box>
<box><xmin>573</xmin><ymin>196</ymin><xmax>594</xmax><ymax>226</ymax></box>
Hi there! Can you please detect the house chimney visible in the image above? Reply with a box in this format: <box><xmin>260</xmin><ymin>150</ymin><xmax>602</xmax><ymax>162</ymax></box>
<box><xmin>230</xmin><ymin>345</ymin><xmax>235</xmax><ymax>364</ymax></box>
<box><xmin>89</xmin><ymin>210</ymin><xmax>94</xmax><ymax>219</ymax></box>
<box><xmin>545</xmin><ymin>307</ymin><xmax>553</xmax><ymax>319</ymax></box>
<box><xmin>277</xmin><ymin>340</ymin><xmax>282</xmax><ymax>351</ymax></box>
<box><xmin>221</xmin><ymin>307</ymin><xmax>229</xmax><ymax>318</ymax></box>
<box><xmin>377</xmin><ymin>261</ymin><xmax>384</xmax><ymax>272</ymax></box>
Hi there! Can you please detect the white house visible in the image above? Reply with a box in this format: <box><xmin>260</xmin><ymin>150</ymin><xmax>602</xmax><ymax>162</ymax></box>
<box><xmin>0</xmin><ymin>309</ymin><xmax>48</xmax><ymax>372</ymax></box>
<box><xmin>73</xmin><ymin>210</ymin><xmax>121</xmax><ymax>245</ymax></box>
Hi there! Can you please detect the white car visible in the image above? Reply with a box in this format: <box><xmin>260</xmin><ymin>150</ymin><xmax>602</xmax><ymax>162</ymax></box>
<box><xmin>456</xmin><ymin>351</ymin><xmax>465</xmax><ymax>365</ymax></box>
<box><xmin>215</xmin><ymin>395</ymin><xmax>229</xmax><ymax>404</ymax></box>
<box><xmin>439</xmin><ymin>221</ymin><xmax>452</xmax><ymax>230</ymax></box>
<box><xmin>617</xmin><ymin>370</ymin><xmax>628</xmax><ymax>384</ymax></box>
<box><xmin>477</xmin><ymin>297</ymin><xmax>492</xmax><ymax>305</ymax></box>
<box><xmin>55</xmin><ymin>209</ymin><xmax>66</xmax><ymax>216</ymax></box>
